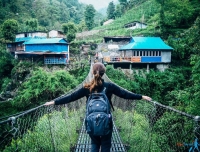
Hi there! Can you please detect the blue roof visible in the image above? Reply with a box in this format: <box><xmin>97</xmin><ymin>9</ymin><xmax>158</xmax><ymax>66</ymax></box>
<box><xmin>119</xmin><ymin>37</ymin><xmax>173</xmax><ymax>50</ymax></box>
<box><xmin>24</xmin><ymin>38</ymin><xmax>68</xmax><ymax>44</ymax></box>
<box><xmin>15</xmin><ymin>37</ymin><xmax>32</xmax><ymax>42</ymax></box>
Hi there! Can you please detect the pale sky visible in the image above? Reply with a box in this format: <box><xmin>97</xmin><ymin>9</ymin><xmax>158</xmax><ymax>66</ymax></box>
<box><xmin>79</xmin><ymin>0</ymin><xmax>118</xmax><ymax>10</ymax></box>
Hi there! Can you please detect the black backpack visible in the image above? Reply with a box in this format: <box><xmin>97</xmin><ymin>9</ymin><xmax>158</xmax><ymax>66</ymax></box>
<box><xmin>85</xmin><ymin>88</ymin><xmax>113</xmax><ymax>136</ymax></box>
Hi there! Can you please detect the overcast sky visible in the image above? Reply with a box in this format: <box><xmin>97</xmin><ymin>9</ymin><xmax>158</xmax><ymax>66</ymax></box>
<box><xmin>79</xmin><ymin>0</ymin><xmax>118</xmax><ymax>10</ymax></box>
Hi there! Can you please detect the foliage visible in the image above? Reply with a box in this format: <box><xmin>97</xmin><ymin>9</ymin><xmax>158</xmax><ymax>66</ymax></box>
<box><xmin>69</xmin><ymin>64</ymin><xmax>90</xmax><ymax>83</ymax></box>
<box><xmin>0</xmin><ymin>49</ymin><xmax>14</xmax><ymax>91</ymax></box>
<box><xmin>24</xmin><ymin>18</ymin><xmax>38</xmax><ymax>32</ymax></box>
<box><xmin>152</xmin><ymin>112</ymin><xmax>193</xmax><ymax>152</ymax></box>
<box><xmin>3</xmin><ymin>107</ymin><xmax>83</xmax><ymax>152</ymax></box>
<box><xmin>106</xmin><ymin>65</ymin><xmax>192</xmax><ymax>108</ymax></box>
<box><xmin>0</xmin><ymin>0</ymin><xmax>86</xmax><ymax>31</ymax></box>
<box><xmin>84</xmin><ymin>4</ymin><xmax>96</xmax><ymax>30</ymax></box>
<box><xmin>62</xmin><ymin>22</ymin><xmax>77</xmax><ymax>42</ymax></box>
<box><xmin>163</xmin><ymin>0</ymin><xmax>194</xmax><ymax>28</ymax></box>
<box><xmin>114</xmin><ymin>108</ymin><xmax>157</xmax><ymax>152</ymax></box>
<box><xmin>76</xmin><ymin>20</ymin><xmax>87</xmax><ymax>32</ymax></box>
<box><xmin>1</xmin><ymin>19</ymin><xmax>19</xmax><ymax>41</ymax></box>
<box><xmin>106</xmin><ymin>65</ymin><xmax>140</xmax><ymax>92</ymax></box>
<box><xmin>107</xmin><ymin>2</ymin><xmax>115</xmax><ymax>19</ymax></box>
<box><xmin>69</xmin><ymin>41</ymin><xmax>82</xmax><ymax>55</ymax></box>
<box><xmin>11</xmin><ymin>68</ymin><xmax>78</xmax><ymax>110</ymax></box>
<box><xmin>115</xmin><ymin>5</ymin><xmax>122</xmax><ymax>18</ymax></box>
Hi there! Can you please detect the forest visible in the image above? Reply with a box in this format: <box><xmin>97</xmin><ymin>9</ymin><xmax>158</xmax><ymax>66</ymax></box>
<box><xmin>0</xmin><ymin>0</ymin><xmax>200</xmax><ymax>151</ymax></box>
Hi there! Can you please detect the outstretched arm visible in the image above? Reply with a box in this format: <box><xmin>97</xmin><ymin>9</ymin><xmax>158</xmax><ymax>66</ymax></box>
<box><xmin>108</xmin><ymin>82</ymin><xmax>152</xmax><ymax>101</ymax></box>
<box><xmin>44</xmin><ymin>87</ymin><xmax>89</xmax><ymax>106</ymax></box>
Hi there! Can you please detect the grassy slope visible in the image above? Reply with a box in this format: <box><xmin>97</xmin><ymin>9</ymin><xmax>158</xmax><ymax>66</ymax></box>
<box><xmin>93</xmin><ymin>0</ymin><xmax>160</xmax><ymax>37</ymax></box>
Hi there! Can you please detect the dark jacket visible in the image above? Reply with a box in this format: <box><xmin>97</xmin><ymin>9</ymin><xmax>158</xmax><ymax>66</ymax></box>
<box><xmin>54</xmin><ymin>81</ymin><xmax>142</xmax><ymax>105</ymax></box>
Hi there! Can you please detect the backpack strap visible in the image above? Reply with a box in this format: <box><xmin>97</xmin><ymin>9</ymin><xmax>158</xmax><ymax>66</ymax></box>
<box><xmin>103</xmin><ymin>87</ymin><xmax>115</xmax><ymax>111</ymax></box>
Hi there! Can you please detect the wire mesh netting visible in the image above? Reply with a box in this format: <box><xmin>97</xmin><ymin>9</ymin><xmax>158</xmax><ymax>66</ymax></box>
<box><xmin>0</xmin><ymin>71</ymin><xmax>199</xmax><ymax>152</ymax></box>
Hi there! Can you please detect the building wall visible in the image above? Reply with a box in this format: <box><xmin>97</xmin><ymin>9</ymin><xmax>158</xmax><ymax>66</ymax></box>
<box><xmin>161</xmin><ymin>51</ymin><xmax>171</xmax><ymax>62</ymax></box>
<box><xmin>25</xmin><ymin>44</ymin><xmax>68</xmax><ymax>52</ymax></box>
<box><xmin>7</xmin><ymin>43</ymin><xmax>24</xmax><ymax>52</ymax></box>
<box><xmin>156</xmin><ymin>64</ymin><xmax>169</xmax><ymax>72</ymax></box>
<box><xmin>49</xmin><ymin>30</ymin><xmax>58</xmax><ymax>38</ymax></box>
<box><xmin>16</xmin><ymin>32</ymin><xmax>47</xmax><ymax>38</ymax></box>
<box><xmin>108</xmin><ymin>50</ymin><xmax>170</xmax><ymax>63</ymax></box>
<box><xmin>49</xmin><ymin>30</ymin><xmax>65</xmax><ymax>38</ymax></box>
<box><xmin>126</xmin><ymin>22</ymin><xmax>147</xmax><ymax>30</ymax></box>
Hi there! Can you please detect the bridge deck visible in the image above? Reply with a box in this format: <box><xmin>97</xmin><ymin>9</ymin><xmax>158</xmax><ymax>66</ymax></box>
<box><xmin>74</xmin><ymin>121</ymin><xmax>126</xmax><ymax>152</ymax></box>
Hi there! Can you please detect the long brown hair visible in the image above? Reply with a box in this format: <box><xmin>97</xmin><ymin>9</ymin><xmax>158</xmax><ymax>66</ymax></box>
<box><xmin>84</xmin><ymin>62</ymin><xmax>106</xmax><ymax>92</ymax></box>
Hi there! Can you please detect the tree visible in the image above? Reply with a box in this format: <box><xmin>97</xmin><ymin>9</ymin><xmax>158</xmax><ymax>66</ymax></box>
<box><xmin>84</xmin><ymin>4</ymin><xmax>95</xmax><ymax>30</ymax></box>
<box><xmin>107</xmin><ymin>1</ymin><xmax>115</xmax><ymax>19</ymax></box>
<box><xmin>77</xmin><ymin>20</ymin><xmax>87</xmax><ymax>32</ymax></box>
<box><xmin>62</xmin><ymin>22</ymin><xmax>77</xmax><ymax>42</ymax></box>
<box><xmin>163</xmin><ymin>0</ymin><xmax>194</xmax><ymax>28</ymax></box>
<box><xmin>186</xmin><ymin>17</ymin><xmax>200</xmax><ymax>115</ymax></box>
<box><xmin>25</xmin><ymin>18</ymin><xmax>38</xmax><ymax>31</ymax></box>
<box><xmin>115</xmin><ymin>4</ymin><xmax>122</xmax><ymax>18</ymax></box>
<box><xmin>2</xmin><ymin>19</ymin><xmax>19</xmax><ymax>41</ymax></box>
<box><xmin>0</xmin><ymin>48</ymin><xmax>14</xmax><ymax>91</ymax></box>
<box><xmin>118</xmin><ymin>0</ymin><xmax>127</xmax><ymax>13</ymax></box>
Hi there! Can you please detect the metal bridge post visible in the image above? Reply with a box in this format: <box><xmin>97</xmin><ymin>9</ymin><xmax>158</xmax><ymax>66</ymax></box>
<box><xmin>194</xmin><ymin>116</ymin><xmax>200</xmax><ymax>138</ymax></box>
<box><xmin>8</xmin><ymin>116</ymin><xmax>19</xmax><ymax>151</ymax></box>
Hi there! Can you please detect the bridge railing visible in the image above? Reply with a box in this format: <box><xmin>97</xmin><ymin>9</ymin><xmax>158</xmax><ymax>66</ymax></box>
<box><xmin>0</xmin><ymin>72</ymin><xmax>199</xmax><ymax>152</ymax></box>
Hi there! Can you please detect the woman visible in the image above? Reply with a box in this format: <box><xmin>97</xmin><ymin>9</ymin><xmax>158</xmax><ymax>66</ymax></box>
<box><xmin>44</xmin><ymin>62</ymin><xmax>152</xmax><ymax>152</ymax></box>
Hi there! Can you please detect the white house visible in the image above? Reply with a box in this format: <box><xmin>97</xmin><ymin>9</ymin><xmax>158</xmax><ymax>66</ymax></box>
<box><xmin>16</xmin><ymin>31</ymin><xmax>47</xmax><ymax>38</ymax></box>
<box><xmin>124</xmin><ymin>21</ymin><xmax>147</xmax><ymax>30</ymax></box>
<box><xmin>48</xmin><ymin>30</ymin><xmax>65</xmax><ymax>38</ymax></box>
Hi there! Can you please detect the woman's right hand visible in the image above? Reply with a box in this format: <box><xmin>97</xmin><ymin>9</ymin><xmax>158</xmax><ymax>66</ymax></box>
<box><xmin>44</xmin><ymin>101</ymin><xmax>55</xmax><ymax>106</ymax></box>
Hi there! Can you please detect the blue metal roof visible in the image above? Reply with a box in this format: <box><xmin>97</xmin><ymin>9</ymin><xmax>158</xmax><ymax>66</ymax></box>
<box><xmin>119</xmin><ymin>37</ymin><xmax>173</xmax><ymax>50</ymax></box>
<box><xmin>15</xmin><ymin>37</ymin><xmax>32</xmax><ymax>42</ymax></box>
<box><xmin>23</xmin><ymin>38</ymin><xmax>68</xmax><ymax>44</ymax></box>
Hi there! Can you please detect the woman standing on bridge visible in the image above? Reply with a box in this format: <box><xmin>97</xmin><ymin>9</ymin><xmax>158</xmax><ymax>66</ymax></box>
<box><xmin>44</xmin><ymin>62</ymin><xmax>152</xmax><ymax>152</ymax></box>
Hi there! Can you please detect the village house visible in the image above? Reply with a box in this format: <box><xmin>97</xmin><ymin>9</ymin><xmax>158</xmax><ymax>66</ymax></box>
<box><xmin>124</xmin><ymin>21</ymin><xmax>147</xmax><ymax>30</ymax></box>
<box><xmin>97</xmin><ymin>36</ymin><xmax>130</xmax><ymax>59</ymax></box>
<box><xmin>15</xmin><ymin>38</ymin><xmax>69</xmax><ymax>64</ymax></box>
<box><xmin>7</xmin><ymin>31</ymin><xmax>47</xmax><ymax>56</ymax></box>
<box><xmin>48</xmin><ymin>30</ymin><xmax>65</xmax><ymax>38</ymax></box>
<box><xmin>103</xmin><ymin>37</ymin><xmax>173</xmax><ymax>72</ymax></box>
<box><xmin>7</xmin><ymin>31</ymin><xmax>69</xmax><ymax>64</ymax></box>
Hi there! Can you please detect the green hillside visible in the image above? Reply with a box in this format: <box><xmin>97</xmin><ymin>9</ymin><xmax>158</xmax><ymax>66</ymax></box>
<box><xmin>0</xmin><ymin>0</ymin><xmax>85</xmax><ymax>31</ymax></box>
<box><xmin>85</xmin><ymin>0</ymin><xmax>200</xmax><ymax>40</ymax></box>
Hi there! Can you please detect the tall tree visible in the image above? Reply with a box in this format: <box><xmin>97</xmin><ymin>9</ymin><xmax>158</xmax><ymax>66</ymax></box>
<box><xmin>25</xmin><ymin>18</ymin><xmax>38</xmax><ymax>31</ymax></box>
<box><xmin>2</xmin><ymin>19</ymin><xmax>19</xmax><ymax>41</ymax></box>
<box><xmin>62</xmin><ymin>22</ymin><xmax>77</xmax><ymax>42</ymax></box>
<box><xmin>84</xmin><ymin>4</ymin><xmax>95</xmax><ymax>30</ymax></box>
<box><xmin>115</xmin><ymin>4</ymin><xmax>122</xmax><ymax>18</ymax></box>
<box><xmin>118</xmin><ymin>0</ymin><xmax>127</xmax><ymax>13</ymax></box>
<box><xmin>107</xmin><ymin>1</ymin><xmax>115</xmax><ymax>19</ymax></box>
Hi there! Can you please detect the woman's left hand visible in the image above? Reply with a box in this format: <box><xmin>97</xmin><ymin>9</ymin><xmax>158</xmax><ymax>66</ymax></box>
<box><xmin>142</xmin><ymin>96</ymin><xmax>152</xmax><ymax>101</ymax></box>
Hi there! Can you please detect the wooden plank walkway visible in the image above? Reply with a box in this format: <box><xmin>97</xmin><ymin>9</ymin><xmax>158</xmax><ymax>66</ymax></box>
<box><xmin>74</xmin><ymin>120</ymin><xmax>126</xmax><ymax>152</ymax></box>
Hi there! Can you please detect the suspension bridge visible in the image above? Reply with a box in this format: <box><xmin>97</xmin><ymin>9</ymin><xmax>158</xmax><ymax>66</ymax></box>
<box><xmin>0</xmin><ymin>65</ymin><xmax>199</xmax><ymax>152</ymax></box>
